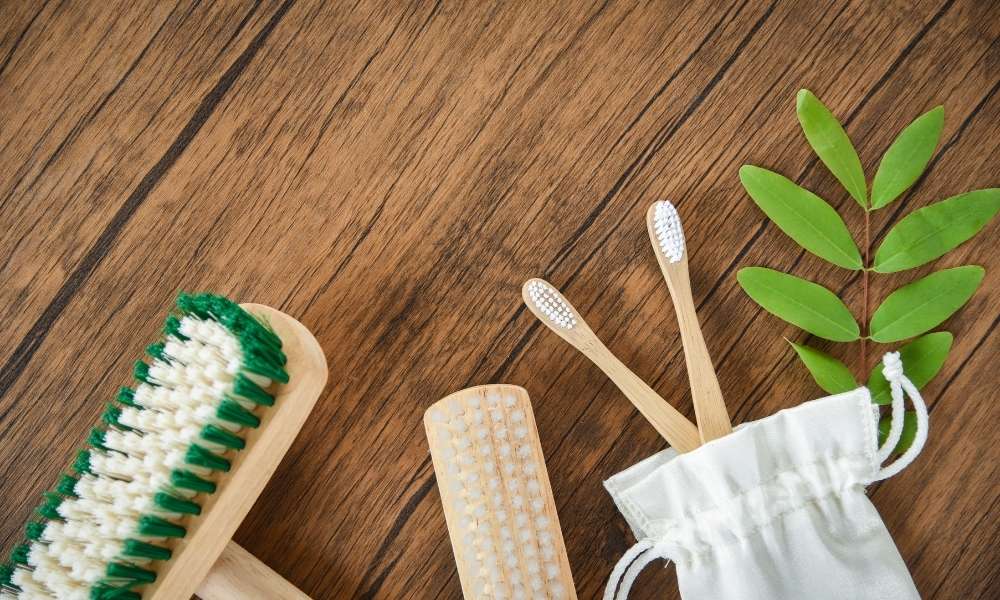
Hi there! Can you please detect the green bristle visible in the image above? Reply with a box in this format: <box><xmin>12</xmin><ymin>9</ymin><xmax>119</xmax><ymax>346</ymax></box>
<box><xmin>57</xmin><ymin>474</ymin><xmax>79</xmax><ymax>497</ymax></box>
<box><xmin>102</xmin><ymin>403</ymin><xmax>125</xmax><ymax>429</ymax></box>
<box><xmin>163</xmin><ymin>315</ymin><xmax>187</xmax><ymax>341</ymax></box>
<box><xmin>153</xmin><ymin>492</ymin><xmax>201</xmax><ymax>515</ymax></box>
<box><xmin>241</xmin><ymin>349</ymin><xmax>289</xmax><ymax>384</ymax></box>
<box><xmin>105</xmin><ymin>562</ymin><xmax>156</xmax><ymax>584</ymax></box>
<box><xmin>176</xmin><ymin>293</ymin><xmax>288</xmax><ymax>379</ymax></box>
<box><xmin>90</xmin><ymin>584</ymin><xmax>142</xmax><ymax>600</ymax></box>
<box><xmin>37</xmin><ymin>502</ymin><xmax>61</xmax><ymax>520</ymax></box>
<box><xmin>136</xmin><ymin>515</ymin><xmax>185</xmax><ymax>538</ymax></box>
<box><xmin>74</xmin><ymin>449</ymin><xmax>93</xmax><ymax>475</ymax></box>
<box><xmin>200</xmin><ymin>424</ymin><xmax>245</xmax><ymax>450</ymax></box>
<box><xmin>117</xmin><ymin>387</ymin><xmax>139</xmax><ymax>408</ymax></box>
<box><xmin>170</xmin><ymin>469</ymin><xmax>217</xmax><ymax>494</ymax></box>
<box><xmin>88</xmin><ymin>427</ymin><xmax>109</xmax><ymax>450</ymax></box>
<box><xmin>241</xmin><ymin>325</ymin><xmax>285</xmax><ymax>360</ymax></box>
<box><xmin>25</xmin><ymin>521</ymin><xmax>46</xmax><ymax>541</ymax></box>
<box><xmin>174</xmin><ymin>294</ymin><xmax>254</xmax><ymax>336</ymax></box>
<box><xmin>236</xmin><ymin>309</ymin><xmax>284</xmax><ymax>352</ymax></box>
<box><xmin>232</xmin><ymin>375</ymin><xmax>274</xmax><ymax>406</ymax></box>
<box><xmin>185</xmin><ymin>444</ymin><xmax>231</xmax><ymax>472</ymax></box>
<box><xmin>216</xmin><ymin>399</ymin><xmax>260</xmax><ymax>428</ymax></box>
<box><xmin>121</xmin><ymin>539</ymin><xmax>171</xmax><ymax>561</ymax></box>
<box><xmin>0</xmin><ymin>562</ymin><xmax>14</xmax><ymax>586</ymax></box>
<box><xmin>10</xmin><ymin>544</ymin><xmax>29</xmax><ymax>565</ymax></box>
<box><xmin>146</xmin><ymin>342</ymin><xmax>167</xmax><ymax>362</ymax></box>
<box><xmin>175</xmin><ymin>292</ymin><xmax>212</xmax><ymax>318</ymax></box>
<box><xmin>36</xmin><ymin>492</ymin><xmax>64</xmax><ymax>520</ymax></box>
<box><xmin>133</xmin><ymin>360</ymin><xmax>151</xmax><ymax>384</ymax></box>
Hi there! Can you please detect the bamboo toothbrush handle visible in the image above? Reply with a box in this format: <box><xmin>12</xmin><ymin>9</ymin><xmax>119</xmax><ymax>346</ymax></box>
<box><xmin>586</xmin><ymin>342</ymin><xmax>701</xmax><ymax>453</ymax></box>
<box><xmin>665</xmin><ymin>259</ymin><xmax>732</xmax><ymax>442</ymax></box>
<box><xmin>197</xmin><ymin>542</ymin><xmax>312</xmax><ymax>600</ymax></box>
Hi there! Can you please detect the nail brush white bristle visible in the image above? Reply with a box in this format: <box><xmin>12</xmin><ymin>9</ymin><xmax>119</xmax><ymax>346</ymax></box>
<box><xmin>653</xmin><ymin>200</ymin><xmax>686</xmax><ymax>263</ymax></box>
<box><xmin>425</xmin><ymin>387</ymin><xmax>576</xmax><ymax>599</ymax></box>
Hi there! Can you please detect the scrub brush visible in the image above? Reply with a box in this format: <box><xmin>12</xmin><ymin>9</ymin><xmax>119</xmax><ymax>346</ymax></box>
<box><xmin>425</xmin><ymin>385</ymin><xmax>577</xmax><ymax>599</ymax></box>
<box><xmin>0</xmin><ymin>294</ymin><xmax>327</xmax><ymax>600</ymax></box>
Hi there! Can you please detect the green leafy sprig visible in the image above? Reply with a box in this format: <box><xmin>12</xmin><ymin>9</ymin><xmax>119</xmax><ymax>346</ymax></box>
<box><xmin>737</xmin><ymin>89</ymin><xmax>999</xmax><ymax>452</ymax></box>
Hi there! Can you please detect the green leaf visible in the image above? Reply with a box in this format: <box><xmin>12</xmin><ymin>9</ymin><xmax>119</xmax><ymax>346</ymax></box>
<box><xmin>869</xmin><ymin>266</ymin><xmax>984</xmax><ymax>342</ymax></box>
<box><xmin>868</xmin><ymin>332</ymin><xmax>952</xmax><ymax>405</ymax></box>
<box><xmin>878</xmin><ymin>411</ymin><xmax>918</xmax><ymax>454</ymax></box>
<box><xmin>789</xmin><ymin>341</ymin><xmax>858</xmax><ymax>394</ymax></box>
<box><xmin>796</xmin><ymin>89</ymin><xmax>867</xmax><ymax>208</ymax></box>
<box><xmin>871</xmin><ymin>106</ymin><xmax>944</xmax><ymax>209</ymax></box>
<box><xmin>873</xmin><ymin>189</ymin><xmax>1000</xmax><ymax>273</ymax></box>
<box><xmin>737</xmin><ymin>267</ymin><xmax>860</xmax><ymax>341</ymax></box>
<box><xmin>739</xmin><ymin>166</ymin><xmax>863</xmax><ymax>269</ymax></box>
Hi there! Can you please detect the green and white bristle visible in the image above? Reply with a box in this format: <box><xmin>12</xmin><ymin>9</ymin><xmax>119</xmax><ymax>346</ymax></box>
<box><xmin>0</xmin><ymin>294</ymin><xmax>287</xmax><ymax>600</ymax></box>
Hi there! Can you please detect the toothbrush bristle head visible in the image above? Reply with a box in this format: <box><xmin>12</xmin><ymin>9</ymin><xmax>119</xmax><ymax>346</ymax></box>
<box><xmin>525</xmin><ymin>280</ymin><xmax>577</xmax><ymax>330</ymax></box>
<box><xmin>653</xmin><ymin>200</ymin><xmax>685</xmax><ymax>263</ymax></box>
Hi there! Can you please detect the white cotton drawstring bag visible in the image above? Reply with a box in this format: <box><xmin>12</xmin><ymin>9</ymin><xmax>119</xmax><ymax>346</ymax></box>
<box><xmin>603</xmin><ymin>352</ymin><xmax>929</xmax><ymax>600</ymax></box>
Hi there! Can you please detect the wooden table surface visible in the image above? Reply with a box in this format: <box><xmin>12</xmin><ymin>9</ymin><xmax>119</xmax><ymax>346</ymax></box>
<box><xmin>1</xmin><ymin>1</ymin><xmax>997</xmax><ymax>598</ymax></box>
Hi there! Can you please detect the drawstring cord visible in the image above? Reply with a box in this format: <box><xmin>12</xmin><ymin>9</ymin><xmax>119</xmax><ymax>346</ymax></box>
<box><xmin>603</xmin><ymin>539</ymin><xmax>673</xmax><ymax>600</ymax></box>
<box><xmin>873</xmin><ymin>351</ymin><xmax>929</xmax><ymax>481</ymax></box>
<box><xmin>605</xmin><ymin>351</ymin><xmax>929</xmax><ymax>598</ymax></box>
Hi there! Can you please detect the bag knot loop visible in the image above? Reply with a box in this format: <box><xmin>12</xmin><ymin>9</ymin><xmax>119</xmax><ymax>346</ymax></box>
<box><xmin>881</xmin><ymin>351</ymin><xmax>904</xmax><ymax>382</ymax></box>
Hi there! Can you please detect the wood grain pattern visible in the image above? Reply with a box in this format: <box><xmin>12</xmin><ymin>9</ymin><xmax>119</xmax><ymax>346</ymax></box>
<box><xmin>522</xmin><ymin>278</ymin><xmax>701</xmax><ymax>452</ymax></box>
<box><xmin>0</xmin><ymin>1</ymin><xmax>997</xmax><ymax>598</ymax></box>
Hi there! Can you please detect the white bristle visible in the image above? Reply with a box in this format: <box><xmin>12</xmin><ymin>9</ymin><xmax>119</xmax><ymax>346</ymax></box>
<box><xmin>526</xmin><ymin>281</ymin><xmax>577</xmax><ymax>329</ymax></box>
<box><xmin>426</xmin><ymin>389</ymin><xmax>573</xmax><ymax>598</ymax></box>
<box><xmin>653</xmin><ymin>200</ymin><xmax>686</xmax><ymax>262</ymax></box>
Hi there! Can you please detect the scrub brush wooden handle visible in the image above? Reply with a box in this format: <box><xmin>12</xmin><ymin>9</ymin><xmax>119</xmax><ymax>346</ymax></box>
<box><xmin>198</xmin><ymin>541</ymin><xmax>311</xmax><ymax>599</ymax></box>
<box><xmin>648</xmin><ymin>202</ymin><xmax>732</xmax><ymax>442</ymax></box>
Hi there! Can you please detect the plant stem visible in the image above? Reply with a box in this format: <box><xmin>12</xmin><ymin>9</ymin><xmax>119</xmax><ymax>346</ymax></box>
<box><xmin>861</xmin><ymin>208</ymin><xmax>871</xmax><ymax>377</ymax></box>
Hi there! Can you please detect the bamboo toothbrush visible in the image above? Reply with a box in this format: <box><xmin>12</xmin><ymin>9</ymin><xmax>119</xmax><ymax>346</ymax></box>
<box><xmin>425</xmin><ymin>385</ymin><xmax>576</xmax><ymax>599</ymax></box>
<box><xmin>522</xmin><ymin>279</ymin><xmax>700</xmax><ymax>453</ymax></box>
<box><xmin>0</xmin><ymin>294</ymin><xmax>327</xmax><ymax>600</ymax></box>
<box><xmin>647</xmin><ymin>201</ymin><xmax>732</xmax><ymax>443</ymax></box>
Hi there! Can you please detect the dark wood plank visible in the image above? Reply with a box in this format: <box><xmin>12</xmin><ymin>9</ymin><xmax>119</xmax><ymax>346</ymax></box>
<box><xmin>0</xmin><ymin>1</ymin><xmax>997</xmax><ymax>599</ymax></box>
